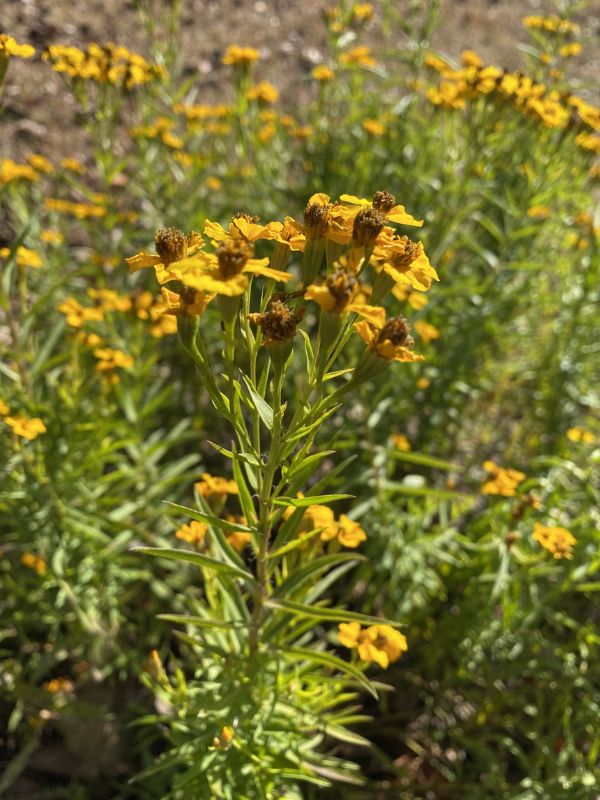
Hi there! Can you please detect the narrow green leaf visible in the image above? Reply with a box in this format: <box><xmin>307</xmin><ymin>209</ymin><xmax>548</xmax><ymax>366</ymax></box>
<box><xmin>232</xmin><ymin>452</ymin><xmax>257</xmax><ymax>524</ymax></box>
<box><xmin>132</xmin><ymin>547</ymin><xmax>255</xmax><ymax>582</ymax></box>
<box><xmin>157</xmin><ymin>614</ymin><xmax>246</xmax><ymax>629</ymax></box>
<box><xmin>265</xmin><ymin>598</ymin><xmax>403</xmax><ymax>629</ymax></box>
<box><xmin>287</xmin><ymin>450</ymin><xmax>335</xmax><ymax>481</ymax></box>
<box><xmin>384</xmin><ymin>449</ymin><xmax>462</xmax><ymax>471</ymax></box>
<box><xmin>208</xmin><ymin>441</ymin><xmax>260</xmax><ymax>466</ymax></box>
<box><xmin>242</xmin><ymin>376</ymin><xmax>274</xmax><ymax>430</ymax></box>
<box><xmin>164</xmin><ymin>501</ymin><xmax>253</xmax><ymax>532</ymax></box>
<box><xmin>278</xmin><ymin>645</ymin><xmax>377</xmax><ymax>699</ymax></box>
<box><xmin>273</xmin><ymin>493</ymin><xmax>353</xmax><ymax>508</ymax></box>
<box><xmin>275</xmin><ymin>553</ymin><xmax>363</xmax><ymax>599</ymax></box>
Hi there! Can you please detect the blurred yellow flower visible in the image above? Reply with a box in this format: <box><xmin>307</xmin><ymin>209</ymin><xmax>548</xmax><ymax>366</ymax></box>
<box><xmin>566</xmin><ymin>427</ymin><xmax>595</xmax><ymax>443</ymax></box>
<box><xmin>21</xmin><ymin>552</ymin><xmax>47</xmax><ymax>574</ymax></box>
<box><xmin>247</xmin><ymin>81</ymin><xmax>278</xmax><ymax>103</ymax></box>
<box><xmin>336</xmin><ymin>515</ymin><xmax>367</xmax><ymax>548</ymax></box>
<box><xmin>362</xmin><ymin>119</ymin><xmax>385</xmax><ymax>136</ymax></box>
<box><xmin>27</xmin><ymin>154</ymin><xmax>53</xmax><ymax>174</ymax></box>
<box><xmin>0</xmin><ymin>246</ymin><xmax>42</xmax><ymax>269</ymax></box>
<box><xmin>41</xmin><ymin>229</ymin><xmax>64</xmax><ymax>245</ymax></box>
<box><xmin>482</xmin><ymin>461</ymin><xmax>525</xmax><ymax>497</ymax></box>
<box><xmin>0</xmin><ymin>34</ymin><xmax>35</xmax><ymax>59</ymax></box>
<box><xmin>533</xmin><ymin>523</ymin><xmax>576</xmax><ymax>559</ymax></box>
<box><xmin>176</xmin><ymin>520</ymin><xmax>208</xmax><ymax>545</ymax></box>
<box><xmin>312</xmin><ymin>64</ymin><xmax>334</xmax><ymax>81</ymax></box>
<box><xmin>60</xmin><ymin>157</ymin><xmax>86</xmax><ymax>174</ymax></box>
<box><xmin>195</xmin><ymin>473</ymin><xmax>238</xmax><ymax>499</ymax></box>
<box><xmin>391</xmin><ymin>433</ymin><xmax>411</xmax><ymax>451</ymax></box>
<box><xmin>559</xmin><ymin>43</ymin><xmax>581</xmax><ymax>58</ymax></box>
<box><xmin>58</xmin><ymin>297</ymin><xmax>104</xmax><ymax>327</ymax></box>
<box><xmin>222</xmin><ymin>45</ymin><xmax>260</xmax><ymax>66</ymax></box>
<box><xmin>414</xmin><ymin>320</ymin><xmax>440</xmax><ymax>343</ymax></box>
<box><xmin>355</xmin><ymin>314</ymin><xmax>423</xmax><ymax>363</ymax></box>
<box><xmin>93</xmin><ymin>348</ymin><xmax>133</xmax><ymax>371</ymax></box>
<box><xmin>5</xmin><ymin>416</ymin><xmax>46</xmax><ymax>440</ymax></box>
<box><xmin>1</xmin><ymin>158</ymin><xmax>38</xmax><ymax>185</ymax></box>
<box><xmin>340</xmin><ymin>46</ymin><xmax>377</xmax><ymax>68</ymax></box>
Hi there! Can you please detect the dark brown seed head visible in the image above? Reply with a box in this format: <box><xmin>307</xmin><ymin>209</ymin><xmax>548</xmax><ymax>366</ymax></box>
<box><xmin>248</xmin><ymin>299</ymin><xmax>304</xmax><ymax>346</ymax></box>
<box><xmin>233</xmin><ymin>211</ymin><xmax>260</xmax><ymax>224</ymax></box>
<box><xmin>155</xmin><ymin>227</ymin><xmax>187</xmax><ymax>264</ymax></box>
<box><xmin>216</xmin><ymin>239</ymin><xmax>254</xmax><ymax>277</ymax></box>
<box><xmin>378</xmin><ymin>316</ymin><xmax>413</xmax><ymax>348</ymax></box>
<box><xmin>304</xmin><ymin>201</ymin><xmax>331</xmax><ymax>238</ymax></box>
<box><xmin>389</xmin><ymin>236</ymin><xmax>422</xmax><ymax>270</ymax></box>
<box><xmin>372</xmin><ymin>191</ymin><xmax>396</xmax><ymax>213</ymax></box>
<box><xmin>326</xmin><ymin>266</ymin><xmax>357</xmax><ymax>310</ymax></box>
<box><xmin>352</xmin><ymin>206</ymin><xmax>386</xmax><ymax>247</ymax></box>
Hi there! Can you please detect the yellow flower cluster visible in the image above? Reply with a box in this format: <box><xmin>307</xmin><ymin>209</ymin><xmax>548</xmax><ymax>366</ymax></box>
<box><xmin>338</xmin><ymin>622</ymin><xmax>407</xmax><ymax>668</ymax></box>
<box><xmin>43</xmin><ymin>43</ymin><xmax>164</xmax><ymax>88</ymax></box>
<box><xmin>566</xmin><ymin>427</ymin><xmax>595</xmax><ymax>444</ymax></box>
<box><xmin>482</xmin><ymin>460</ymin><xmax>526</xmax><ymax>497</ymax></box>
<box><xmin>0</xmin><ymin>33</ymin><xmax>35</xmax><ymax>60</ymax></box>
<box><xmin>0</xmin><ymin>246</ymin><xmax>42</xmax><ymax>269</ymax></box>
<box><xmin>426</xmin><ymin>51</ymin><xmax>600</xmax><ymax>140</ymax></box>
<box><xmin>1</xmin><ymin>158</ymin><xmax>39</xmax><ymax>186</ymax></box>
<box><xmin>44</xmin><ymin>197</ymin><xmax>107</xmax><ymax>219</ymax></box>
<box><xmin>130</xmin><ymin>116</ymin><xmax>184</xmax><ymax>149</ymax></box>
<box><xmin>195</xmin><ymin>473</ymin><xmax>239</xmax><ymax>499</ymax></box>
<box><xmin>522</xmin><ymin>15</ymin><xmax>580</xmax><ymax>35</ymax></box>
<box><xmin>294</xmin><ymin>505</ymin><xmax>367</xmax><ymax>549</ymax></box>
<box><xmin>2</xmin><ymin>398</ymin><xmax>46</xmax><ymax>441</ymax></box>
<box><xmin>532</xmin><ymin>522</ymin><xmax>576</xmax><ymax>559</ymax></box>
<box><xmin>21</xmin><ymin>552</ymin><xmax>47</xmax><ymax>574</ymax></box>
<box><xmin>176</xmin><ymin>520</ymin><xmax>208</xmax><ymax>545</ymax></box>
<box><xmin>222</xmin><ymin>45</ymin><xmax>260</xmax><ymax>67</ymax></box>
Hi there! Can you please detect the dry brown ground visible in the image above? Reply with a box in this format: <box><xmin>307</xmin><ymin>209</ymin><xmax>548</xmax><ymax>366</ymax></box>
<box><xmin>2</xmin><ymin>0</ymin><xmax>599</xmax><ymax>165</ymax></box>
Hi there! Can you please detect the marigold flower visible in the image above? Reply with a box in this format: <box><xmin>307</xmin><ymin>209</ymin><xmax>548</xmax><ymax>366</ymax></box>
<box><xmin>312</xmin><ymin>64</ymin><xmax>334</xmax><ymax>81</ymax></box>
<box><xmin>44</xmin><ymin>678</ymin><xmax>74</xmax><ymax>694</ymax></box>
<box><xmin>21</xmin><ymin>552</ymin><xmax>47</xmax><ymax>574</ymax></box>
<box><xmin>352</xmin><ymin>3</ymin><xmax>374</xmax><ymax>21</ymax></box>
<box><xmin>392</xmin><ymin>284</ymin><xmax>429</xmax><ymax>309</ymax></box>
<box><xmin>93</xmin><ymin>347</ymin><xmax>134</xmax><ymax>371</ymax></box>
<box><xmin>362</xmin><ymin>119</ymin><xmax>385</xmax><ymax>136</ymax></box>
<box><xmin>305</xmin><ymin>266</ymin><xmax>385</xmax><ymax>326</ymax></box>
<box><xmin>247</xmin><ymin>298</ymin><xmax>304</xmax><ymax>346</ymax></box>
<box><xmin>246</xmin><ymin>81</ymin><xmax>278</xmax><ymax>103</ymax></box>
<box><xmin>176</xmin><ymin>520</ymin><xmax>208</xmax><ymax>545</ymax></box>
<box><xmin>527</xmin><ymin>205</ymin><xmax>551</xmax><ymax>219</ymax></box>
<box><xmin>60</xmin><ymin>157</ymin><xmax>86</xmax><ymax>174</ymax></box>
<box><xmin>27</xmin><ymin>154</ymin><xmax>53</xmax><ymax>174</ymax></box>
<box><xmin>222</xmin><ymin>45</ymin><xmax>260</xmax><ymax>66</ymax></box>
<box><xmin>44</xmin><ymin>198</ymin><xmax>106</xmax><ymax>219</ymax></box>
<box><xmin>305</xmin><ymin>504</ymin><xmax>338</xmax><ymax>541</ymax></box>
<box><xmin>204</xmin><ymin>215</ymin><xmax>281</xmax><ymax>246</ymax></box>
<box><xmin>354</xmin><ymin>314</ymin><xmax>423</xmax><ymax>363</ymax></box>
<box><xmin>559</xmin><ymin>42</ymin><xmax>582</xmax><ymax>58</ymax></box>
<box><xmin>195</xmin><ymin>473</ymin><xmax>238</xmax><ymax>499</ymax></box>
<box><xmin>226</xmin><ymin>531</ymin><xmax>252</xmax><ymax>552</ymax></box>
<box><xmin>391</xmin><ymin>433</ymin><xmax>411</xmax><ymax>451</ymax></box>
<box><xmin>5</xmin><ymin>416</ymin><xmax>47</xmax><ymax>440</ymax></box>
<box><xmin>0</xmin><ymin>34</ymin><xmax>35</xmax><ymax>59</ymax></box>
<box><xmin>414</xmin><ymin>320</ymin><xmax>440</xmax><ymax>343</ymax></box>
<box><xmin>212</xmin><ymin>725</ymin><xmax>235</xmax><ymax>750</ymax></box>
<box><xmin>338</xmin><ymin>622</ymin><xmax>407</xmax><ymax>668</ymax></box>
<box><xmin>481</xmin><ymin>460</ymin><xmax>525</xmax><ymax>497</ymax></box>
<box><xmin>41</xmin><ymin>230</ymin><xmax>64</xmax><ymax>245</ymax></box>
<box><xmin>0</xmin><ymin>158</ymin><xmax>38</xmax><ymax>186</ymax></box>
<box><xmin>0</xmin><ymin>399</ymin><xmax>9</xmax><ymax>416</ymax></box>
<box><xmin>336</xmin><ymin>515</ymin><xmax>367</xmax><ymax>548</ymax></box>
<box><xmin>340</xmin><ymin>46</ymin><xmax>377</xmax><ymax>69</ymax></box>
<box><xmin>126</xmin><ymin>227</ymin><xmax>205</xmax><ymax>282</ymax></box>
<box><xmin>566</xmin><ymin>427</ymin><xmax>595</xmax><ymax>444</ymax></box>
<box><xmin>58</xmin><ymin>298</ymin><xmax>104</xmax><ymax>328</ymax></box>
<box><xmin>159</xmin><ymin>286</ymin><xmax>214</xmax><ymax>317</ymax></box>
<box><xmin>532</xmin><ymin>523</ymin><xmax>576</xmax><ymax>559</ymax></box>
<box><xmin>0</xmin><ymin>246</ymin><xmax>43</xmax><ymax>269</ymax></box>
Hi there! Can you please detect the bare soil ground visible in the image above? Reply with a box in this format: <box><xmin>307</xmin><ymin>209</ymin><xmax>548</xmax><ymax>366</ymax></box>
<box><xmin>2</xmin><ymin>0</ymin><xmax>599</xmax><ymax>165</ymax></box>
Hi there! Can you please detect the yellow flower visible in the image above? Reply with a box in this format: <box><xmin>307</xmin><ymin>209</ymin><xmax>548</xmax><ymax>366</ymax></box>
<box><xmin>0</xmin><ymin>158</ymin><xmax>38</xmax><ymax>186</ymax></box>
<box><xmin>222</xmin><ymin>45</ymin><xmax>260</xmax><ymax>66</ymax></box>
<box><xmin>0</xmin><ymin>399</ymin><xmax>9</xmax><ymax>416</ymax></box>
<box><xmin>312</xmin><ymin>64</ymin><xmax>334</xmax><ymax>81</ymax></box>
<box><xmin>354</xmin><ymin>314</ymin><xmax>424</xmax><ymax>363</ymax></box>
<box><xmin>4</xmin><ymin>416</ymin><xmax>47</xmax><ymax>440</ymax></box>
<box><xmin>559</xmin><ymin>42</ymin><xmax>582</xmax><ymax>58</ymax></box>
<box><xmin>304</xmin><ymin>266</ymin><xmax>386</xmax><ymax>326</ymax></box>
<box><xmin>195</xmin><ymin>473</ymin><xmax>238</xmax><ymax>499</ymax></box>
<box><xmin>206</xmin><ymin>176</ymin><xmax>222</xmax><ymax>190</ymax></box>
<box><xmin>0</xmin><ymin>246</ymin><xmax>42</xmax><ymax>269</ymax></box>
<box><xmin>336</xmin><ymin>515</ymin><xmax>367</xmax><ymax>548</ymax></box>
<box><xmin>226</xmin><ymin>530</ymin><xmax>252</xmax><ymax>552</ymax></box>
<box><xmin>44</xmin><ymin>677</ymin><xmax>74</xmax><ymax>694</ymax></box>
<box><xmin>527</xmin><ymin>205</ymin><xmax>551</xmax><ymax>219</ymax></box>
<box><xmin>301</xmin><ymin>504</ymin><xmax>337</xmax><ymax>541</ymax></box>
<box><xmin>212</xmin><ymin>725</ymin><xmax>235</xmax><ymax>750</ymax></box>
<box><xmin>27</xmin><ymin>154</ymin><xmax>54</xmax><ymax>174</ymax></box>
<box><xmin>0</xmin><ymin>34</ymin><xmax>35</xmax><ymax>59</ymax></box>
<box><xmin>417</xmin><ymin>377</ymin><xmax>430</xmax><ymax>390</ymax></box>
<box><xmin>424</xmin><ymin>53</ymin><xmax>450</xmax><ymax>73</ymax></box>
<box><xmin>159</xmin><ymin>286</ymin><xmax>214</xmax><ymax>317</ymax></box>
<box><xmin>246</xmin><ymin>81</ymin><xmax>278</xmax><ymax>103</ymax></box>
<box><xmin>340</xmin><ymin>191</ymin><xmax>423</xmax><ymax>229</ymax></box>
<box><xmin>533</xmin><ymin>523</ymin><xmax>576</xmax><ymax>559</ymax></box>
<box><xmin>414</xmin><ymin>320</ymin><xmax>440</xmax><ymax>343</ymax></box>
<box><xmin>340</xmin><ymin>46</ymin><xmax>377</xmax><ymax>69</ymax></box>
<box><xmin>41</xmin><ymin>229</ymin><xmax>64</xmax><ymax>245</ymax></box>
<box><xmin>93</xmin><ymin>348</ymin><xmax>134</xmax><ymax>371</ymax></box>
<box><xmin>461</xmin><ymin>50</ymin><xmax>483</xmax><ymax>68</ymax></box>
<box><xmin>575</xmin><ymin>133</ymin><xmax>600</xmax><ymax>154</ymax></box>
<box><xmin>391</xmin><ymin>433</ymin><xmax>411</xmax><ymax>451</ymax></box>
<box><xmin>362</xmin><ymin>119</ymin><xmax>385</xmax><ymax>136</ymax></box>
<box><xmin>392</xmin><ymin>284</ymin><xmax>429</xmax><ymax>309</ymax></box>
<box><xmin>57</xmin><ymin>298</ymin><xmax>104</xmax><ymax>328</ymax></box>
<box><xmin>87</xmin><ymin>288</ymin><xmax>132</xmax><ymax>313</ymax></box>
<box><xmin>176</xmin><ymin>520</ymin><xmax>208</xmax><ymax>545</ymax></box>
<box><xmin>44</xmin><ymin>198</ymin><xmax>107</xmax><ymax>219</ymax></box>
<box><xmin>481</xmin><ymin>460</ymin><xmax>525</xmax><ymax>497</ymax></box>
<box><xmin>170</xmin><ymin>239</ymin><xmax>292</xmax><ymax>298</ymax></box>
<box><xmin>126</xmin><ymin>227</ymin><xmax>205</xmax><ymax>283</ymax></box>
<box><xmin>21</xmin><ymin>552</ymin><xmax>47</xmax><ymax>574</ymax></box>
<box><xmin>566</xmin><ymin>427</ymin><xmax>595</xmax><ymax>444</ymax></box>
<box><xmin>373</xmin><ymin>233</ymin><xmax>438</xmax><ymax>292</ymax></box>
<box><xmin>338</xmin><ymin>622</ymin><xmax>407</xmax><ymax>668</ymax></box>
<box><xmin>352</xmin><ymin>3</ymin><xmax>374</xmax><ymax>21</ymax></box>
<box><xmin>60</xmin><ymin>157</ymin><xmax>86</xmax><ymax>174</ymax></box>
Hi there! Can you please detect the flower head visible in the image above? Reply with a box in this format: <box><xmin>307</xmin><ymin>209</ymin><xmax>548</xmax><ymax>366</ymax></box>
<box><xmin>195</xmin><ymin>473</ymin><xmax>238</xmax><ymax>499</ymax></box>
<box><xmin>247</xmin><ymin>297</ymin><xmax>304</xmax><ymax>346</ymax></box>
<box><xmin>354</xmin><ymin>314</ymin><xmax>423</xmax><ymax>363</ymax></box>
<box><xmin>4</xmin><ymin>416</ymin><xmax>46</xmax><ymax>440</ymax></box>
<box><xmin>176</xmin><ymin>520</ymin><xmax>208</xmax><ymax>545</ymax></box>
<box><xmin>533</xmin><ymin>523</ymin><xmax>576</xmax><ymax>559</ymax></box>
<box><xmin>222</xmin><ymin>45</ymin><xmax>260</xmax><ymax>66</ymax></box>
<box><xmin>338</xmin><ymin>622</ymin><xmax>407</xmax><ymax>668</ymax></box>
<box><xmin>0</xmin><ymin>34</ymin><xmax>35</xmax><ymax>59</ymax></box>
<box><xmin>482</xmin><ymin>461</ymin><xmax>526</xmax><ymax>497</ymax></box>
